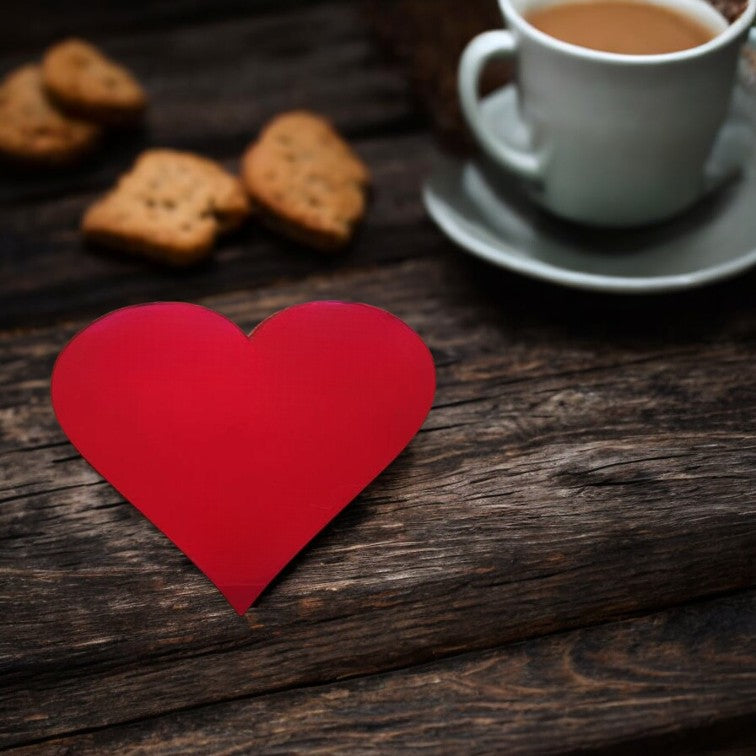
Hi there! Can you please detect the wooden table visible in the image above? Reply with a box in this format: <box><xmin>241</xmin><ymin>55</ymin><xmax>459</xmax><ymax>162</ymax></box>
<box><xmin>2</xmin><ymin>1</ymin><xmax>755</xmax><ymax>752</ymax></box>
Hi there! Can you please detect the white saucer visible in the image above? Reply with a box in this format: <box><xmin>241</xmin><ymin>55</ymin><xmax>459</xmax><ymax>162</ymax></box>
<box><xmin>423</xmin><ymin>76</ymin><xmax>756</xmax><ymax>293</ymax></box>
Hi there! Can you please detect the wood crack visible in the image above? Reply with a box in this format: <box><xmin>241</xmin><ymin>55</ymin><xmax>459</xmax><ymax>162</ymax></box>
<box><xmin>0</xmin><ymin>480</ymin><xmax>106</xmax><ymax>505</ymax></box>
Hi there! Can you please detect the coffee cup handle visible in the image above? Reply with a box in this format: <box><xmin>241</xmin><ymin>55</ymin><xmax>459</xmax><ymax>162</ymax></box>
<box><xmin>458</xmin><ymin>31</ymin><xmax>544</xmax><ymax>182</ymax></box>
<box><xmin>703</xmin><ymin>26</ymin><xmax>756</xmax><ymax>192</ymax></box>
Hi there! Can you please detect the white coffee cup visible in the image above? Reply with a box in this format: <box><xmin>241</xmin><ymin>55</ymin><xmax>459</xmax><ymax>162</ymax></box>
<box><xmin>459</xmin><ymin>0</ymin><xmax>756</xmax><ymax>227</ymax></box>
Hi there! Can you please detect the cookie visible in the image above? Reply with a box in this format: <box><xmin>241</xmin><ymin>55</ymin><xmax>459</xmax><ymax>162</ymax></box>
<box><xmin>82</xmin><ymin>149</ymin><xmax>251</xmax><ymax>265</ymax></box>
<box><xmin>0</xmin><ymin>64</ymin><xmax>102</xmax><ymax>165</ymax></box>
<box><xmin>241</xmin><ymin>111</ymin><xmax>370</xmax><ymax>250</ymax></box>
<box><xmin>42</xmin><ymin>38</ymin><xmax>146</xmax><ymax>124</ymax></box>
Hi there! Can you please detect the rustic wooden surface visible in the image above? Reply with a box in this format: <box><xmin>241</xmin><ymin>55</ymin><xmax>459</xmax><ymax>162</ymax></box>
<box><xmin>1</xmin><ymin>1</ymin><xmax>755</xmax><ymax>753</ymax></box>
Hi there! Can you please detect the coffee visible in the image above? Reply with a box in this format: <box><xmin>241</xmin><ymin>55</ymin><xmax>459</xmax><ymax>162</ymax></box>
<box><xmin>524</xmin><ymin>0</ymin><xmax>719</xmax><ymax>55</ymax></box>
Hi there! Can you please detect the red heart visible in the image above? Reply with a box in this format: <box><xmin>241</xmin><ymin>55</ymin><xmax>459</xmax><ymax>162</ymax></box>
<box><xmin>51</xmin><ymin>302</ymin><xmax>435</xmax><ymax>614</ymax></box>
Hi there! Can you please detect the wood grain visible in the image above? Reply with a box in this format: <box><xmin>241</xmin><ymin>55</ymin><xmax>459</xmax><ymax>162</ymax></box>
<box><xmin>2</xmin><ymin>255</ymin><xmax>755</xmax><ymax>746</ymax></box>
<box><xmin>1</xmin><ymin>0</ymin><xmax>755</xmax><ymax>751</ymax></box>
<box><xmin>8</xmin><ymin>592</ymin><xmax>756</xmax><ymax>753</ymax></box>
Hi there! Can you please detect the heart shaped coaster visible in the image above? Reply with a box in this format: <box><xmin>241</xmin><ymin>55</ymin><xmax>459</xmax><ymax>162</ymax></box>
<box><xmin>51</xmin><ymin>302</ymin><xmax>435</xmax><ymax>614</ymax></box>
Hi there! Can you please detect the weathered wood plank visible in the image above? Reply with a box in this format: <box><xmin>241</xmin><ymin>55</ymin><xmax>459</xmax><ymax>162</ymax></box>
<box><xmin>8</xmin><ymin>591</ymin><xmax>756</xmax><ymax>754</ymax></box>
<box><xmin>1</xmin><ymin>255</ymin><xmax>754</xmax><ymax>745</ymax></box>
<box><xmin>0</xmin><ymin>2</ymin><xmax>418</xmax><ymax>175</ymax></box>
<box><xmin>0</xmin><ymin>132</ymin><xmax>433</xmax><ymax>329</ymax></box>
<box><xmin>0</xmin><ymin>1</ymin><xmax>429</xmax><ymax>328</ymax></box>
<box><xmin>0</xmin><ymin>0</ymin><xmax>334</xmax><ymax>57</ymax></box>
<box><xmin>2</xmin><ymin>1</ymin><xmax>756</xmax><ymax>749</ymax></box>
